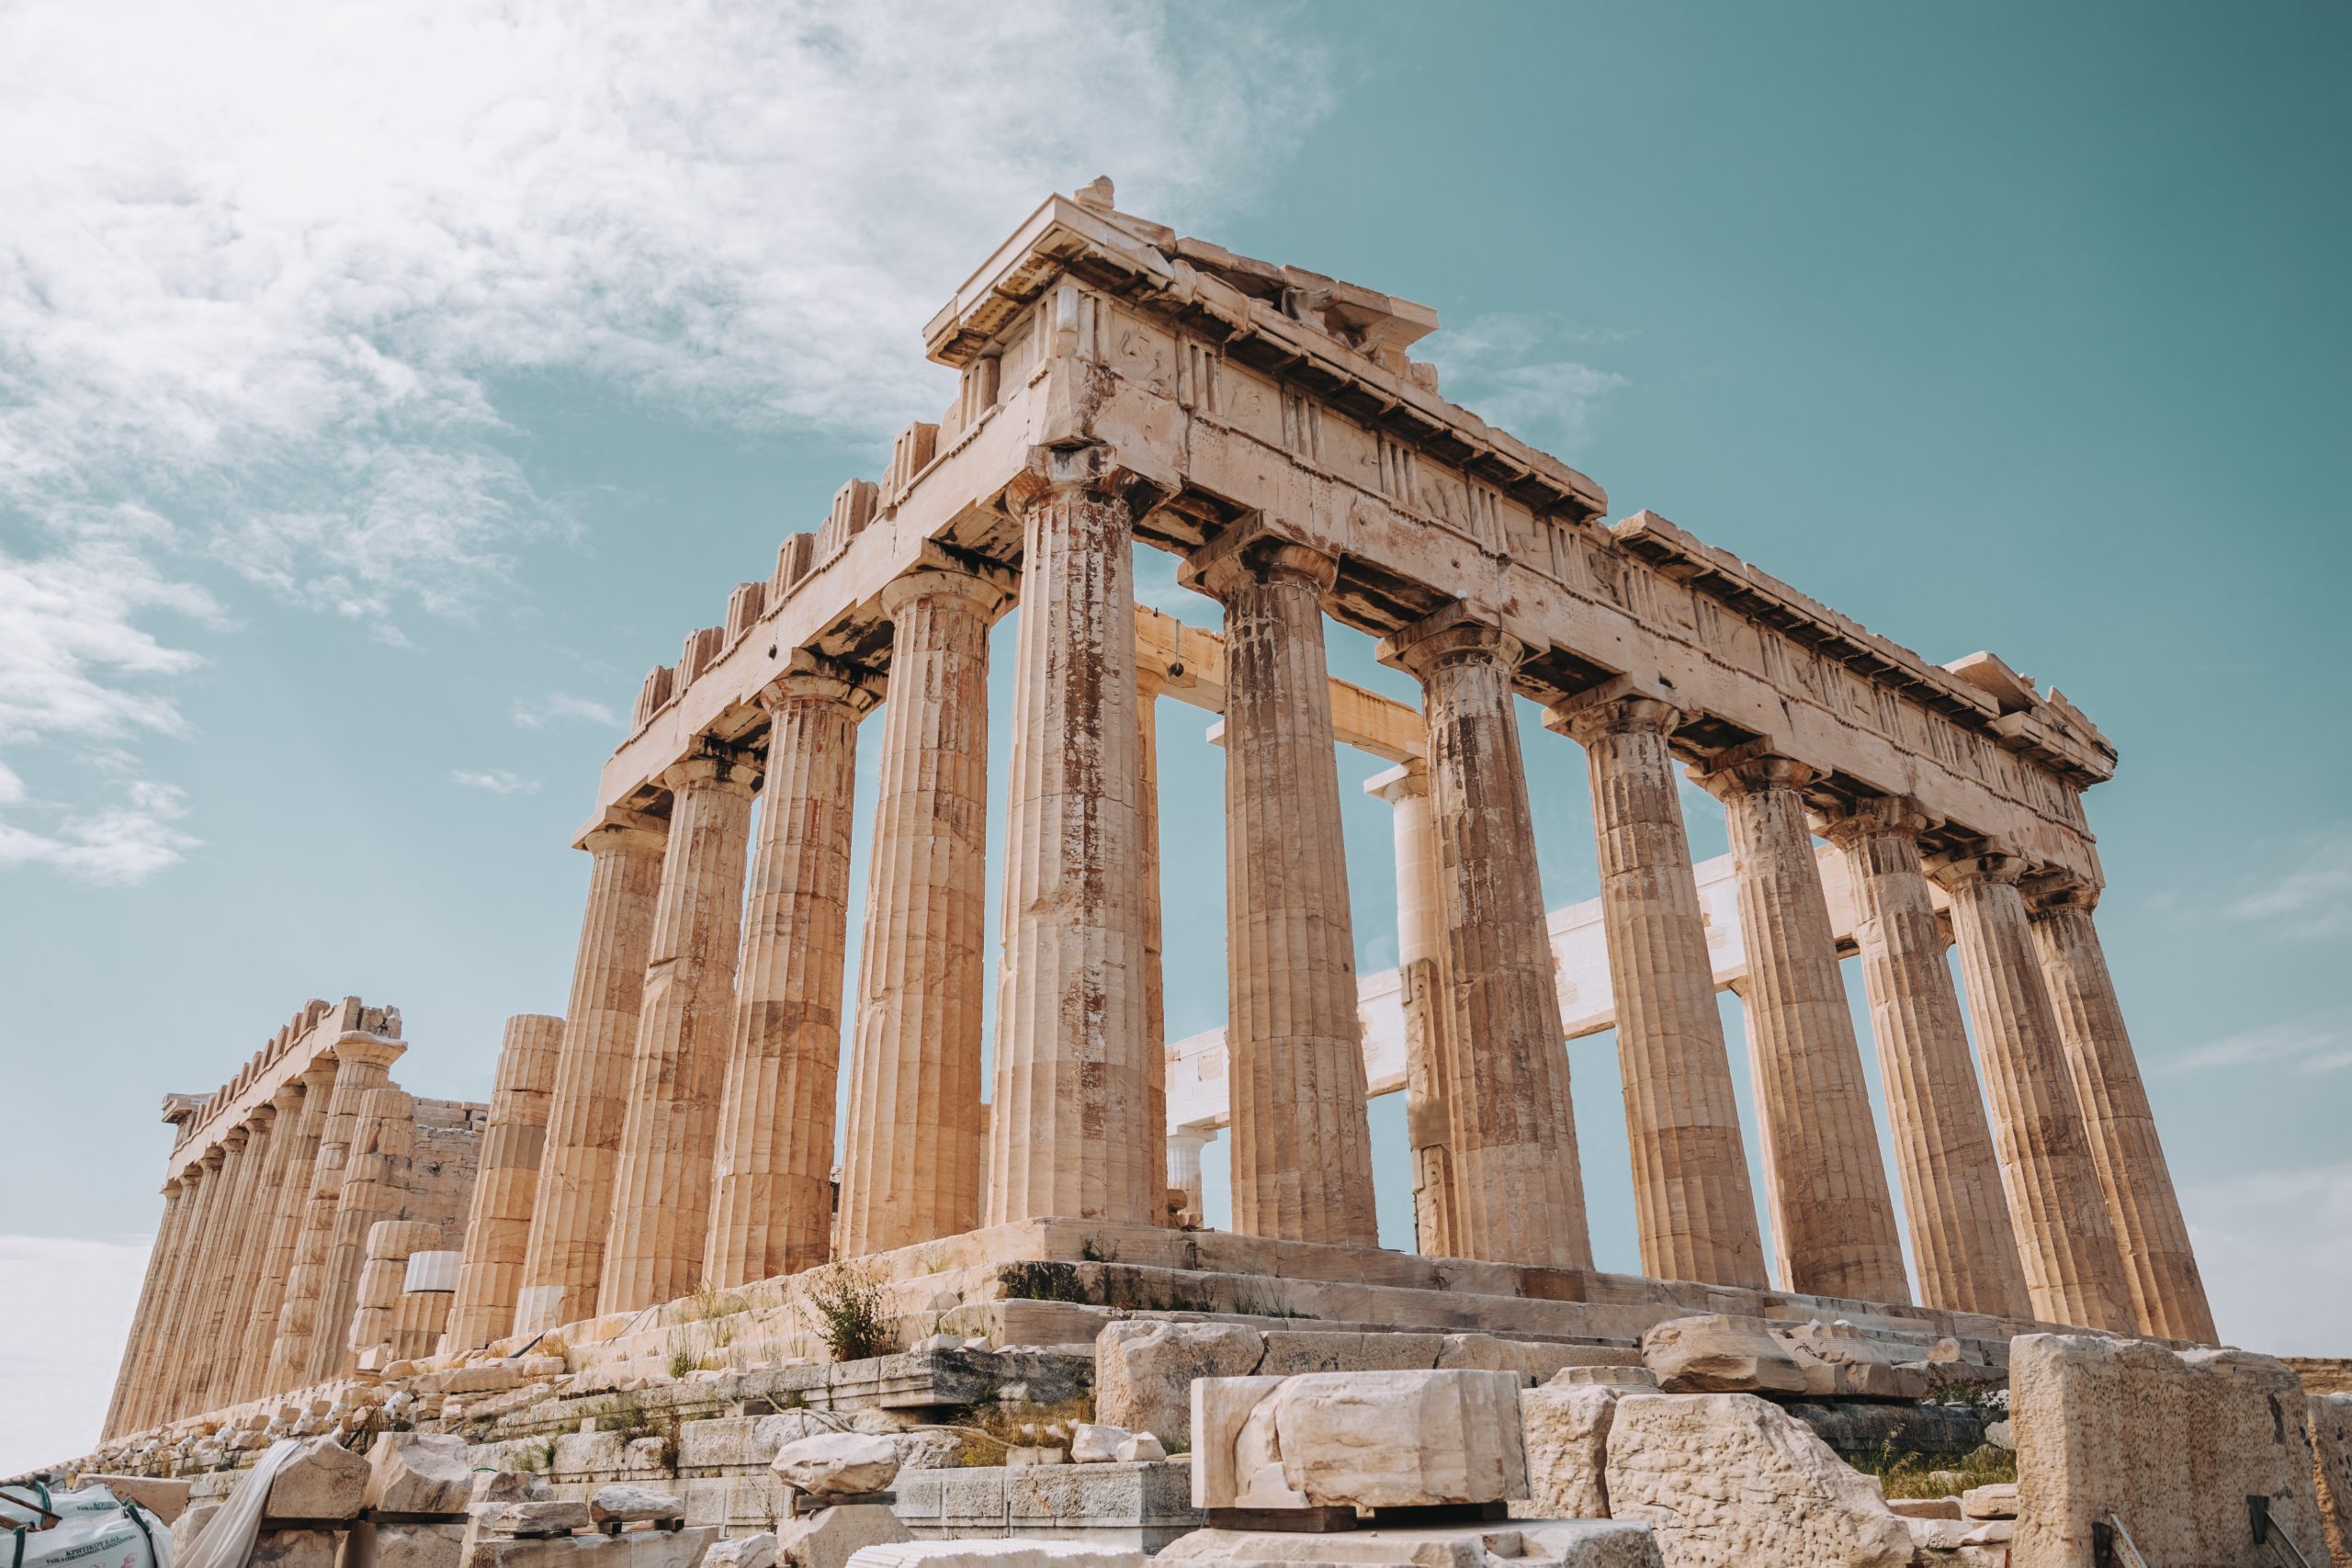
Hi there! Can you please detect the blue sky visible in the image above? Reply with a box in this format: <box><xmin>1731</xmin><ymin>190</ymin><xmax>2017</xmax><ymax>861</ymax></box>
<box><xmin>3</xmin><ymin>1</ymin><xmax>2346</xmax><ymax>1466</ymax></box>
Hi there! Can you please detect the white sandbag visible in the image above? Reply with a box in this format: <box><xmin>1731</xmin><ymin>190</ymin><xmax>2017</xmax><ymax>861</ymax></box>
<box><xmin>4</xmin><ymin>1486</ymin><xmax>173</xmax><ymax>1568</ymax></box>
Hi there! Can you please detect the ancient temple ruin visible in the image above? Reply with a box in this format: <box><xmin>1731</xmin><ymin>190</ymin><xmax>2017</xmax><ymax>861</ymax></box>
<box><xmin>58</xmin><ymin>184</ymin><xmax>2324</xmax><ymax>1568</ymax></box>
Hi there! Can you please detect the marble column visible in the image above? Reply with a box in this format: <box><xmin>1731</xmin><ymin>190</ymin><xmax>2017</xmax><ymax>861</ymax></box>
<box><xmin>348</xmin><ymin>1220</ymin><xmax>439</xmax><ymax>1364</ymax></box>
<box><xmin>841</xmin><ymin>567</ymin><xmax>1006</xmax><ymax>1257</ymax></box>
<box><xmin>186</xmin><ymin>1127</ymin><xmax>261</xmax><ymax>1412</ymax></box>
<box><xmin>1368</xmin><ymin>760</ymin><xmax>1459</xmax><ymax>1258</ymax></box>
<box><xmin>313</xmin><ymin>1083</ymin><xmax>415</xmax><ymax>1381</ymax></box>
<box><xmin>1696</xmin><ymin>750</ymin><xmax>1910</xmax><ymax>1303</ymax></box>
<box><xmin>233</xmin><ymin>1062</ymin><xmax>335</xmax><ymax>1397</ymax></box>
<box><xmin>1549</xmin><ymin>685</ymin><xmax>1764</xmax><ymax>1290</ymax></box>
<box><xmin>986</xmin><ymin>453</ymin><xmax>1157</xmax><ymax>1226</ymax></box>
<box><xmin>198</xmin><ymin>1099</ymin><xmax>291</xmax><ymax>1409</ymax></box>
<box><xmin>599</xmin><ymin>741</ymin><xmax>757</xmax><ymax>1314</ymax></box>
<box><xmin>271</xmin><ymin>1033</ymin><xmax>403</xmax><ymax>1390</ymax></box>
<box><xmin>442</xmin><ymin>1014</ymin><xmax>563</xmax><ymax>1352</ymax></box>
<box><xmin>102</xmin><ymin>1174</ymin><xmax>191</xmax><ymax>1438</ymax></box>
<box><xmin>1931</xmin><ymin>849</ymin><xmax>2133</xmax><ymax>1330</ymax></box>
<box><xmin>514</xmin><ymin>808</ymin><xmax>665</xmax><ymax>1337</ymax></box>
<box><xmin>1187</xmin><ymin>534</ymin><xmax>1377</xmax><ymax>1245</ymax></box>
<box><xmin>142</xmin><ymin>1147</ymin><xmax>224</xmax><ymax>1424</ymax></box>
<box><xmin>1817</xmin><ymin>800</ymin><xmax>2028</xmax><ymax>1318</ymax></box>
<box><xmin>115</xmin><ymin>1166</ymin><xmax>201</xmax><ymax>1433</ymax></box>
<box><xmin>1166</xmin><ymin>1129</ymin><xmax>1208</xmax><ymax>1226</ymax></box>
<box><xmin>705</xmin><ymin>660</ymin><xmax>875</xmax><ymax>1286</ymax></box>
<box><xmin>1382</xmin><ymin>607</ymin><xmax>1589</xmax><ymax>1268</ymax></box>
<box><xmin>1136</xmin><ymin>663</ymin><xmax>1170</xmax><ymax>1224</ymax></box>
<box><xmin>2028</xmin><ymin>881</ymin><xmax>2217</xmax><ymax>1342</ymax></box>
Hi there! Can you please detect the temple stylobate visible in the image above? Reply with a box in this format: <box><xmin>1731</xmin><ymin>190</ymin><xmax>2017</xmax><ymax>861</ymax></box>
<box><xmin>102</xmin><ymin>181</ymin><xmax>2218</xmax><ymax>1453</ymax></box>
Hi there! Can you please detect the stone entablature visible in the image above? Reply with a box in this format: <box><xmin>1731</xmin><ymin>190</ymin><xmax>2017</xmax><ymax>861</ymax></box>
<box><xmin>594</xmin><ymin>192</ymin><xmax>2106</xmax><ymax>886</ymax></box>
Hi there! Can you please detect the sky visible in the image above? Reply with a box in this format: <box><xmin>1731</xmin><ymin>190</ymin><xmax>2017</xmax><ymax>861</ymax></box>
<box><xmin>2</xmin><ymin>1</ymin><xmax>2346</xmax><ymax>1470</ymax></box>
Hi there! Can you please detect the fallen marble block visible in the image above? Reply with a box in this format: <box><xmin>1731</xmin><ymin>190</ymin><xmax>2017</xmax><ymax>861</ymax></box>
<box><xmin>842</xmin><ymin>1544</ymin><xmax>1143</xmax><ymax>1568</ymax></box>
<box><xmin>773</xmin><ymin>1434</ymin><xmax>901</xmax><ymax>1498</ymax></box>
<box><xmin>1157</xmin><ymin>1518</ymin><xmax>1663</xmax><ymax>1567</ymax></box>
<box><xmin>587</xmin><ymin>1485</ymin><xmax>684</xmax><ymax>1525</ymax></box>
<box><xmin>1639</xmin><ymin>1316</ymin><xmax>1807</xmax><ymax>1397</ymax></box>
<box><xmin>367</xmin><ymin>1433</ymin><xmax>475</xmax><ymax>1515</ymax></box>
<box><xmin>1605</xmin><ymin>1393</ymin><xmax>1911</xmax><ymax>1568</ymax></box>
<box><xmin>266</xmin><ymin>1438</ymin><xmax>371</xmax><ymax>1521</ymax></box>
<box><xmin>1520</xmin><ymin>1383</ymin><xmax>1619</xmax><ymax>1520</ymax></box>
<box><xmin>775</xmin><ymin>1504</ymin><xmax>910</xmax><ymax>1568</ymax></box>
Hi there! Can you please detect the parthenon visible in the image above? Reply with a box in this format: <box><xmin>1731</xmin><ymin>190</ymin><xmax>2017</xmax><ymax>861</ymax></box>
<box><xmin>65</xmin><ymin>183</ymin><xmax>2272</xmax><ymax>1567</ymax></box>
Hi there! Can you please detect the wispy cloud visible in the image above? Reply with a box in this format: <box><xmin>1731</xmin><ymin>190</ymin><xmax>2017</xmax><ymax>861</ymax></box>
<box><xmin>513</xmin><ymin>693</ymin><xmax>622</xmax><ymax>731</ymax></box>
<box><xmin>2182</xmin><ymin>1159</ymin><xmax>2352</xmax><ymax>1354</ymax></box>
<box><xmin>0</xmin><ymin>0</ymin><xmax>1333</xmax><ymax>879</ymax></box>
<box><xmin>1420</xmin><ymin>312</ymin><xmax>1632</xmax><ymax>455</ymax></box>
<box><xmin>2159</xmin><ymin>1006</ymin><xmax>2352</xmax><ymax>1077</ymax></box>
<box><xmin>451</xmin><ymin>770</ymin><xmax>539</xmax><ymax>796</ymax></box>
<box><xmin>2226</xmin><ymin>828</ymin><xmax>2352</xmax><ymax>939</ymax></box>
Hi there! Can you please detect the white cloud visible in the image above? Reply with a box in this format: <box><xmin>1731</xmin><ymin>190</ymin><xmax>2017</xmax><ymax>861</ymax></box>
<box><xmin>513</xmin><ymin>693</ymin><xmax>622</xmax><ymax>731</ymax></box>
<box><xmin>2183</xmin><ymin>1159</ymin><xmax>2352</xmax><ymax>1356</ymax></box>
<box><xmin>1420</xmin><ymin>312</ymin><xmax>1631</xmax><ymax>454</ymax></box>
<box><xmin>2227</xmin><ymin>828</ymin><xmax>2352</xmax><ymax>939</ymax></box>
<box><xmin>452</xmin><ymin>770</ymin><xmax>538</xmax><ymax>795</ymax></box>
<box><xmin>2160</xmin><ymin>1007</ymin><xmax>2352</xmax><ymax>1077</ymax></box>
<box><xmin>0</xmin><ymin>0</ymin><xmax>1334</xmax><ymax>877</ymax></box>
<box><xmin>0</xmin><ymin>1235</ymin><xmax>150</xmax><ymax>1476</ymax></box>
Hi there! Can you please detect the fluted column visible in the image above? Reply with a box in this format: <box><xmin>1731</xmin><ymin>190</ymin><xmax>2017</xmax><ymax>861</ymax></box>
<box><xmin>986</xmin><ymin>452</ymin><xmax>1157</xmax><ymax>1226</ymax></box>
<box><xmin>1369</xmin><ymin>760</ymin><xmax>1459</xmax><ymax>1258</ymax></box>
<box><xmin>115</xmin><ymin>1166</ymin><xmax>202</xmax><ymax>1433</ymax></box>
<box><xmin>271</xmin><ymin>1033</ymin><xmax>403</xmax><ymax>1389</ymax></box>
<box><xmin>1696</xmin><ymin>750</ymin><xmax>1909</xmax><ymax>1303</ymax></box>
<box><xmin>600</xmin><ymin>742</ymin><xmax>757</xmax><ymax>1313</ymax></box>
<box><xmin>1381</xmin><ymin>606</ymin><xmax>1589</xmax><ymax>1268</ymax></box>
<box><xmin>705</xmin><ymin>659</ymin><xmax>875</xmax><ymax>1286</ymax></box>
<box><xmin>514</xmin><ymin>808</ymin><xmax>665</xmax><ymax>1337</ymax></box>
<box><xmin>1166</xmin><ymin>1129</ymin><xmax>1208</xmax><ymax>1226</ymax></box>
<box><xmin>442</xmin><ymin>1015</ymin><xmax>563</xmax><ymax>1351</ymax></box>
<box><xmin>1816</xmin><ymin>800</ymin><xmax>2029</xmax><ymax>1318</ymax></box>
<box><xmin>196</xmin><ymin>1101</ymin><xmax>287</xmax><ymax>1409</ymax></box>
<box><xmin>349</xmin><ymin>1220</ymin><xmax>439</xmax><ymax>1363</ymax></box>
<box><xmin>313</xmin><ymin>1083</ymin><xmax>415</xmax><ymax>1381</ymax></box>
<box><xmin>1549</xmin><ymin>684</ymin><xmax>1764</xmax><ymax>1289</ymax></box>
<box><xmin>102</xmin><ymin>1174</ymin><xmax>192</xmax><ymax>1438</ymax></box>
<box><xmin>1186</xmin><ymin>533</ymin><xmax>1377</xmax><ymax>1245</ymax></box>
<box><xmin>233</xmin><ymin>1062</ymin><xmax>334</xmax><ymax>1396</ymax></box>
<box><xmin>841</xmin><ymin>567</ymin><xmax>1007</xmax><ymax>1256</ymax></box>
<box><xmin>1136</xmin><ymin>664</ymin><xmax>1170</xmax><ymax>1224</ymax></box>
<box><xmin>2027</xmin><ymin>881</ymin><xmax>2215</xmax><ymax>1342</ymax></box>
<box><xmin>1931</xmin><ymin>849</ymin><xmax>2133</xmax><ymax>1330</ymax></box>
<box><xmin>141</xmin><ymin>1147</ymin><xmax>224</xmax><ymax>1425</ymax></box>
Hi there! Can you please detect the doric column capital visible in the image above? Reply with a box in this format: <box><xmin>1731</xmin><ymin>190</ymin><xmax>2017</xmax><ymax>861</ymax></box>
<box><xmin>1543</xmin><ymin>675</ymin><xmax>1684</xmax><ymax>746</ymax></box>
<box><xmin>1002</xmin><ymin>443</ymin><xmax>1167</xmax><ymax>522</ymax></box>
<box><xmin>1925</xmin><ymin>844</ymin><xmax>2034</xmax><ymax>893</ymax></box>
<box><xmin>1363</xmin><ymin>758</ymin><xmax>1430</xmax><ymax>807</ymax></box>
<box><xmin>159</xmin><ymin>1175</ymin><xmax>184</xmax><ymax>1199</ymax></box>
<box><xmin>1815</xmin><ymin>793</ymin><xmax>1937</xmax><ymax>845</ymax></box>
<box><xmin>329</xmin><ymin>1032</ymin><xmax>407</xmax><ymax>1073</ymax></box>
<box><xmin>1377</xmin><ymin>601</ymin><xmax>1524</xmax><ymax>681</ymax></box>
<box><xmin>879</xmin><ymin>543</ymin><xmax>1016</xmax><ymax>620</ymax></box>
<box><xmin>221</xmin><ymin>1123</ymin><xmax>252</xmax><ymax>1152</ymax></box>
<box><xmin>574</xmin><ymin>804</ymin><xmax>669</xmax><ymax>857</ymax></box>
<box><xmin>1688</xmin><ymin>739</ymin><xmax>1818</xmax><ymax>802</ymax></box>
<box><xmin>198</xmin><ymin>1144</ymin><xmax>227</xmax><ymax>1171</ymax></box>
<box><xmin>660</xmin><ymin>738</ymin><xmax>760</xmax><ymax>798</ymax></box>
<box><xmin>756</xmin><ymin>649</ymin><xmax>881</xmax><ymax>717</ymax></box>
<box><xmin>242</xmin><ymin>1103</ymin><xmax>279</xmax><ymax>1137</ymax></box>
<box><xmin>1178</xmin><ymin>519</ymin><xmax>1340</xmax><ymax>603</ymax></box>
<box><xmin>269</xmin><ymin>1079</ymin><xmax>307</xmax><ymax>1114</ymax></box>
<box><xmin>2022</xmin><ymin>871</ymin><xmax>2102</xmax><ymax>918</ymax></box>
